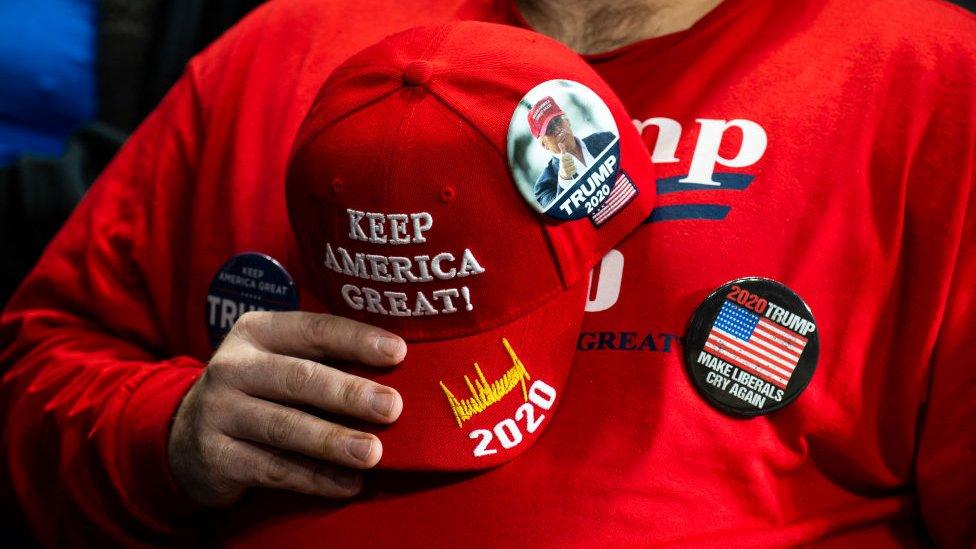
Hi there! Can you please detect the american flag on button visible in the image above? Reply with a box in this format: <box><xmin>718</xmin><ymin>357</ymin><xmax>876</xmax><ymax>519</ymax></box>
<box><xmin>592</xmin><ymin>172</ymin><xmax>638</xmax><ymax>226</ymax></box>
<box><xmin>705</xmin><ymin>301</ymin><xmax>809</xmax><ymax>389</ymax></box>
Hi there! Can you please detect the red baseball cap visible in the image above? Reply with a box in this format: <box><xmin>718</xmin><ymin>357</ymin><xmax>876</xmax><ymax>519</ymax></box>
<box><xmin>527</xmin><ymin>96</ymin><xmax>566</xmax><ymax>138</ymax></box>
<box><xmin>286</xmin><ymin>22</ymin><xmax>655</xmax><ymax>471</ymax></box>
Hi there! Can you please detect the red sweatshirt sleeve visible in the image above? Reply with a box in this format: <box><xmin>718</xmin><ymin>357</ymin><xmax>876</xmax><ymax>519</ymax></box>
<box><xmin>0</xmin><ymin>69</ymin><xmax>207</xmax><ymax>545</ymax></box>
<box><xmin>915</xmin><ymin>143</ymin><xmax>976</xmax><ymax>547</ymax></box>
<box><xmin>913</xmin><ymin>26</ymin><xmax>976</xmax><ymax>546</ymax></box>
<box><xmin>917</xmin><ymin>191</ymin><xmax>976</xmax><ymax>547</ymax></box>
<box><xmin>0</xmin><ymin>0</ymin><xmax>401</xmax><ymax>541</ymax></box>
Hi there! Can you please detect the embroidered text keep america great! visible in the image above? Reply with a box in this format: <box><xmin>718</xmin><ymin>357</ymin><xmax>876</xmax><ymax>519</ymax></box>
<box><xmin>325</xmin><ymin>209</ymin><xmax>486</xmax><ymax>316</ymax></box>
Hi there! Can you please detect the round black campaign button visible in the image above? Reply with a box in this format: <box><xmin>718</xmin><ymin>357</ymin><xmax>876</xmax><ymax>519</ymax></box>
<box><xmin>684</xmin><ymin>277</ymin><xmax>819</xmax><ymax>417</ymax></box>
<box><xmin>205</xmin><ymin>252</ymin><xmax>299</xmax><ymax>348</ymax></box>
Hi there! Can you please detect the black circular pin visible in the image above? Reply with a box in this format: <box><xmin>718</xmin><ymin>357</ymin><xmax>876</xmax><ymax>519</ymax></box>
<box><xmin>205</xmin><ymin>252</ymin><xmax>299</xmax><ymax>348</ymax></box>
<box><xmin>684</xmin><ymin>277</ymin><xmax>819</xmax><ymax>417</ymax></box>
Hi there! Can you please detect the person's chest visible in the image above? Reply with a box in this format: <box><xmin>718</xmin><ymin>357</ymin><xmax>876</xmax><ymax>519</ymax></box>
<box><xmin>184</xmin><ymin>1</ymin><xmax>955</xmax><ymax>544</ymax></box>
<box><xmin>517</xmin><ymin>10</ymin><xmax>945</xmax><ymax>542</ymax></box>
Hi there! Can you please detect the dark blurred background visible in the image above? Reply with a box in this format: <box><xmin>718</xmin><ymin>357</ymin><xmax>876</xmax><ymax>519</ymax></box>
<box><xmin>1</xmin><ymin>3</ymin><xmax>266</xmax><ymax>544</ymax></box>
<box><xmin>0</xmin><ymin>0</ymin><xmax>264</xmax><ymax>314</ymax></box>
<box><xmin>0</xmin><ymin>0</ymin><xmax>973</xmax><ymax>545</ymax></box>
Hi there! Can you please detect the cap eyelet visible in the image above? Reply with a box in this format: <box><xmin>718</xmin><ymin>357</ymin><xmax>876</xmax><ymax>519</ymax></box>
<box><xmin>439</xmin><ymin>185</ymin><xmax>457</xmax><ymax>203</ymax></box>
<box><xmin>331</xmin><ymin>177</ymin><xmax>344</xmax><ymax>194</ymax></box>
<box><xmin>403</xmin><ymin>60</ymin><xmax>433</xmax><ymax>86</ymax></box>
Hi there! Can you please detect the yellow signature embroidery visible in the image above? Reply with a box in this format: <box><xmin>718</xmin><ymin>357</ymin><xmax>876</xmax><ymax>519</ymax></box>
<box><xmin>439</xmin><ymin>338</ymin><xmax>531</xmax><ymax>428</ymax></box>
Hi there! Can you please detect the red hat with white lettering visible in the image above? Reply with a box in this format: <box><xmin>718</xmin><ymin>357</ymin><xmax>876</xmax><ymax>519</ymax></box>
<box><xmin>286</xmin><ymin>21</ymin><xmax>655</xmax><ymax>471</ymax></box>
<box><xmin>527</xmin><ymin>96</ymin><xmax>566</xmax><ymax>138</ymax></box>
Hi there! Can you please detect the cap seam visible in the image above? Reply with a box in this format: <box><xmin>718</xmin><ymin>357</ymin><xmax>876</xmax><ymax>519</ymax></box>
<box><xmin>296</xmin><ymin>25</ymin><xmax>456</xmax><ymax>182</ymax></box>
<box><xmin>424</xmin><ymin>91</ymin><xmax>507</xmax><ymax>161</ymax></box>
<box><xmin>380</xmin><ymin>91</ymin><xmax>422</xmax><ymax>208</ymax></box>
<box><xmin>377</xmin><ymin>26</ymin><xmax>453</xmax><ymax>206</ymax></box>
<box><xmin>293</xmin><ymin>82</ymin><xmax>400</xmax><ymax>154</ymax></box>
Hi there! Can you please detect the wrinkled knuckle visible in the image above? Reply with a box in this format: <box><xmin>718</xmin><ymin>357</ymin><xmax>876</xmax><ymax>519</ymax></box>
<box><xmin>264</xmin><ymin>410</ymin><xmax>298</xmax><ymax>446</ymax></box>
<box><xmin>205</xmin><ymin>358</ymin><xmax>234</xmax><ymax>386</ymax></box>
<box><xmin>316</xmin><ymin>425</ymin><xmax>344</xmax><ymax>459</ymax></box>
<box><xmin>223</xmin><ymin>348</ymin><xmax>266</xmax><ymax>389</ymax></box>
<box><xmin>207</xmin><ymin>439</ymin><xmax>236</xmax><ymax>479</ymax></box>
<box><xmin>195</xmin><ymin>383</ymin><xmax>224</xmax><ymax>415</ymax></box>
<box><xmin>338</xmin><ymin>377</ymin><xmax>370</xmax><ymax>411</ymax></box>
<box><xmin>300</xmin><ymin>314</ymin><xmax>334</xmax><ymax>351</ymax></box>
<box><xmin>234</xmin><ymin>310</ymin><xmax>267</xmax><ymax>340</ymax></box>
<box><xmin>209</xmin><ymin>367</ymin><xmax>240</xmax><ymax>392</ymax></box>
<box><xmin>282</xmin><ymin>359</ymin><xmax>318</xmax><ymax>398</ymax></box>
<box><xmin>263</xmin><ymin>453</ymin><xmax>290</xmax><ymax>484</ymax></box>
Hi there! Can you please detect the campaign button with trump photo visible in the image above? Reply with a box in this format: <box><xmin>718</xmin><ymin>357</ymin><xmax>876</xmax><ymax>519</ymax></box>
<box><xmin>507</xmin><ymin>79</ymin><xmax>637</xmax><ymax>226</ymax></box>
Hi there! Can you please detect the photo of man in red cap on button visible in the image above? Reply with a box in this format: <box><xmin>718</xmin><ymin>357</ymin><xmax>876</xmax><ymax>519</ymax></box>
<box><xmin>528</xmin><ymin>95</ymin><xmax>616</xmax><ymax>209</ymax></box>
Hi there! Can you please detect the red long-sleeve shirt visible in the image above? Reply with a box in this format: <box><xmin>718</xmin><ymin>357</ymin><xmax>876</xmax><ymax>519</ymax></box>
<box><xmin>2</xmin><ymin>0</ymin><xmax>974</xmax><ymax>546</ymax></box>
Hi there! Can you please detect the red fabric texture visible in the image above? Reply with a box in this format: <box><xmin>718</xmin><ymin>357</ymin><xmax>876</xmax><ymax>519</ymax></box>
<box><xmin>0</xmin><ymin>73</ymin><xmax>208</xmax><ymax>544</ymax></box>
<box><xmin>0</xmin><ymin>0</ymin><xmax>974</xmax><ymax>546</ymax></box>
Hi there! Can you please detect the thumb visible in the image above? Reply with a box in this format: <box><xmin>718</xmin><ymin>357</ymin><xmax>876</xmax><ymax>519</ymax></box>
<box><xmin>559</xmin><ymin>143</ymin><xmax>567</xmax><ymax>154</ymax></box>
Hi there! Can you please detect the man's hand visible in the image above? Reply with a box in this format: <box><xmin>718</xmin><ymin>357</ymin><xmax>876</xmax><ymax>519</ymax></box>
<box><xmin>558</xmin><ymin>144</ymin><xmax>578</xmax><ymax>180</ymax></box>
<box><xmin>168</xmin><ymin>311</ymin><xmax>406</xmax><ymax>506</ymax></box>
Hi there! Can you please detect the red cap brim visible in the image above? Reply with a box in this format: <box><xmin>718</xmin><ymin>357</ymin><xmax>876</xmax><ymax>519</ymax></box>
<box><xmin>337</xmin><ymin>278</ymin><xmax>588</xmax><ymax>471</ymax></box>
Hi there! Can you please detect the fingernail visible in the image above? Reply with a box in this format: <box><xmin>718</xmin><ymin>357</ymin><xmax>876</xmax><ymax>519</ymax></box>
<box><xmin>348</xmin><ymin>437</ymin><xmax>373</xmax><ymax>462</ymax></box>
<box><xmin>333</xmin><ymin>472</ymin><xmax>361</xmax><ymax>491</ymax></box>
<box><xmin>376</xmin><ymin>336</ymin><xmax>403</xmax><ymax>360</ymax></box>
<box><xmin>369</xmin><ymin>391</ymin><xmax>395</xmax><ymax>417</ymax></box>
